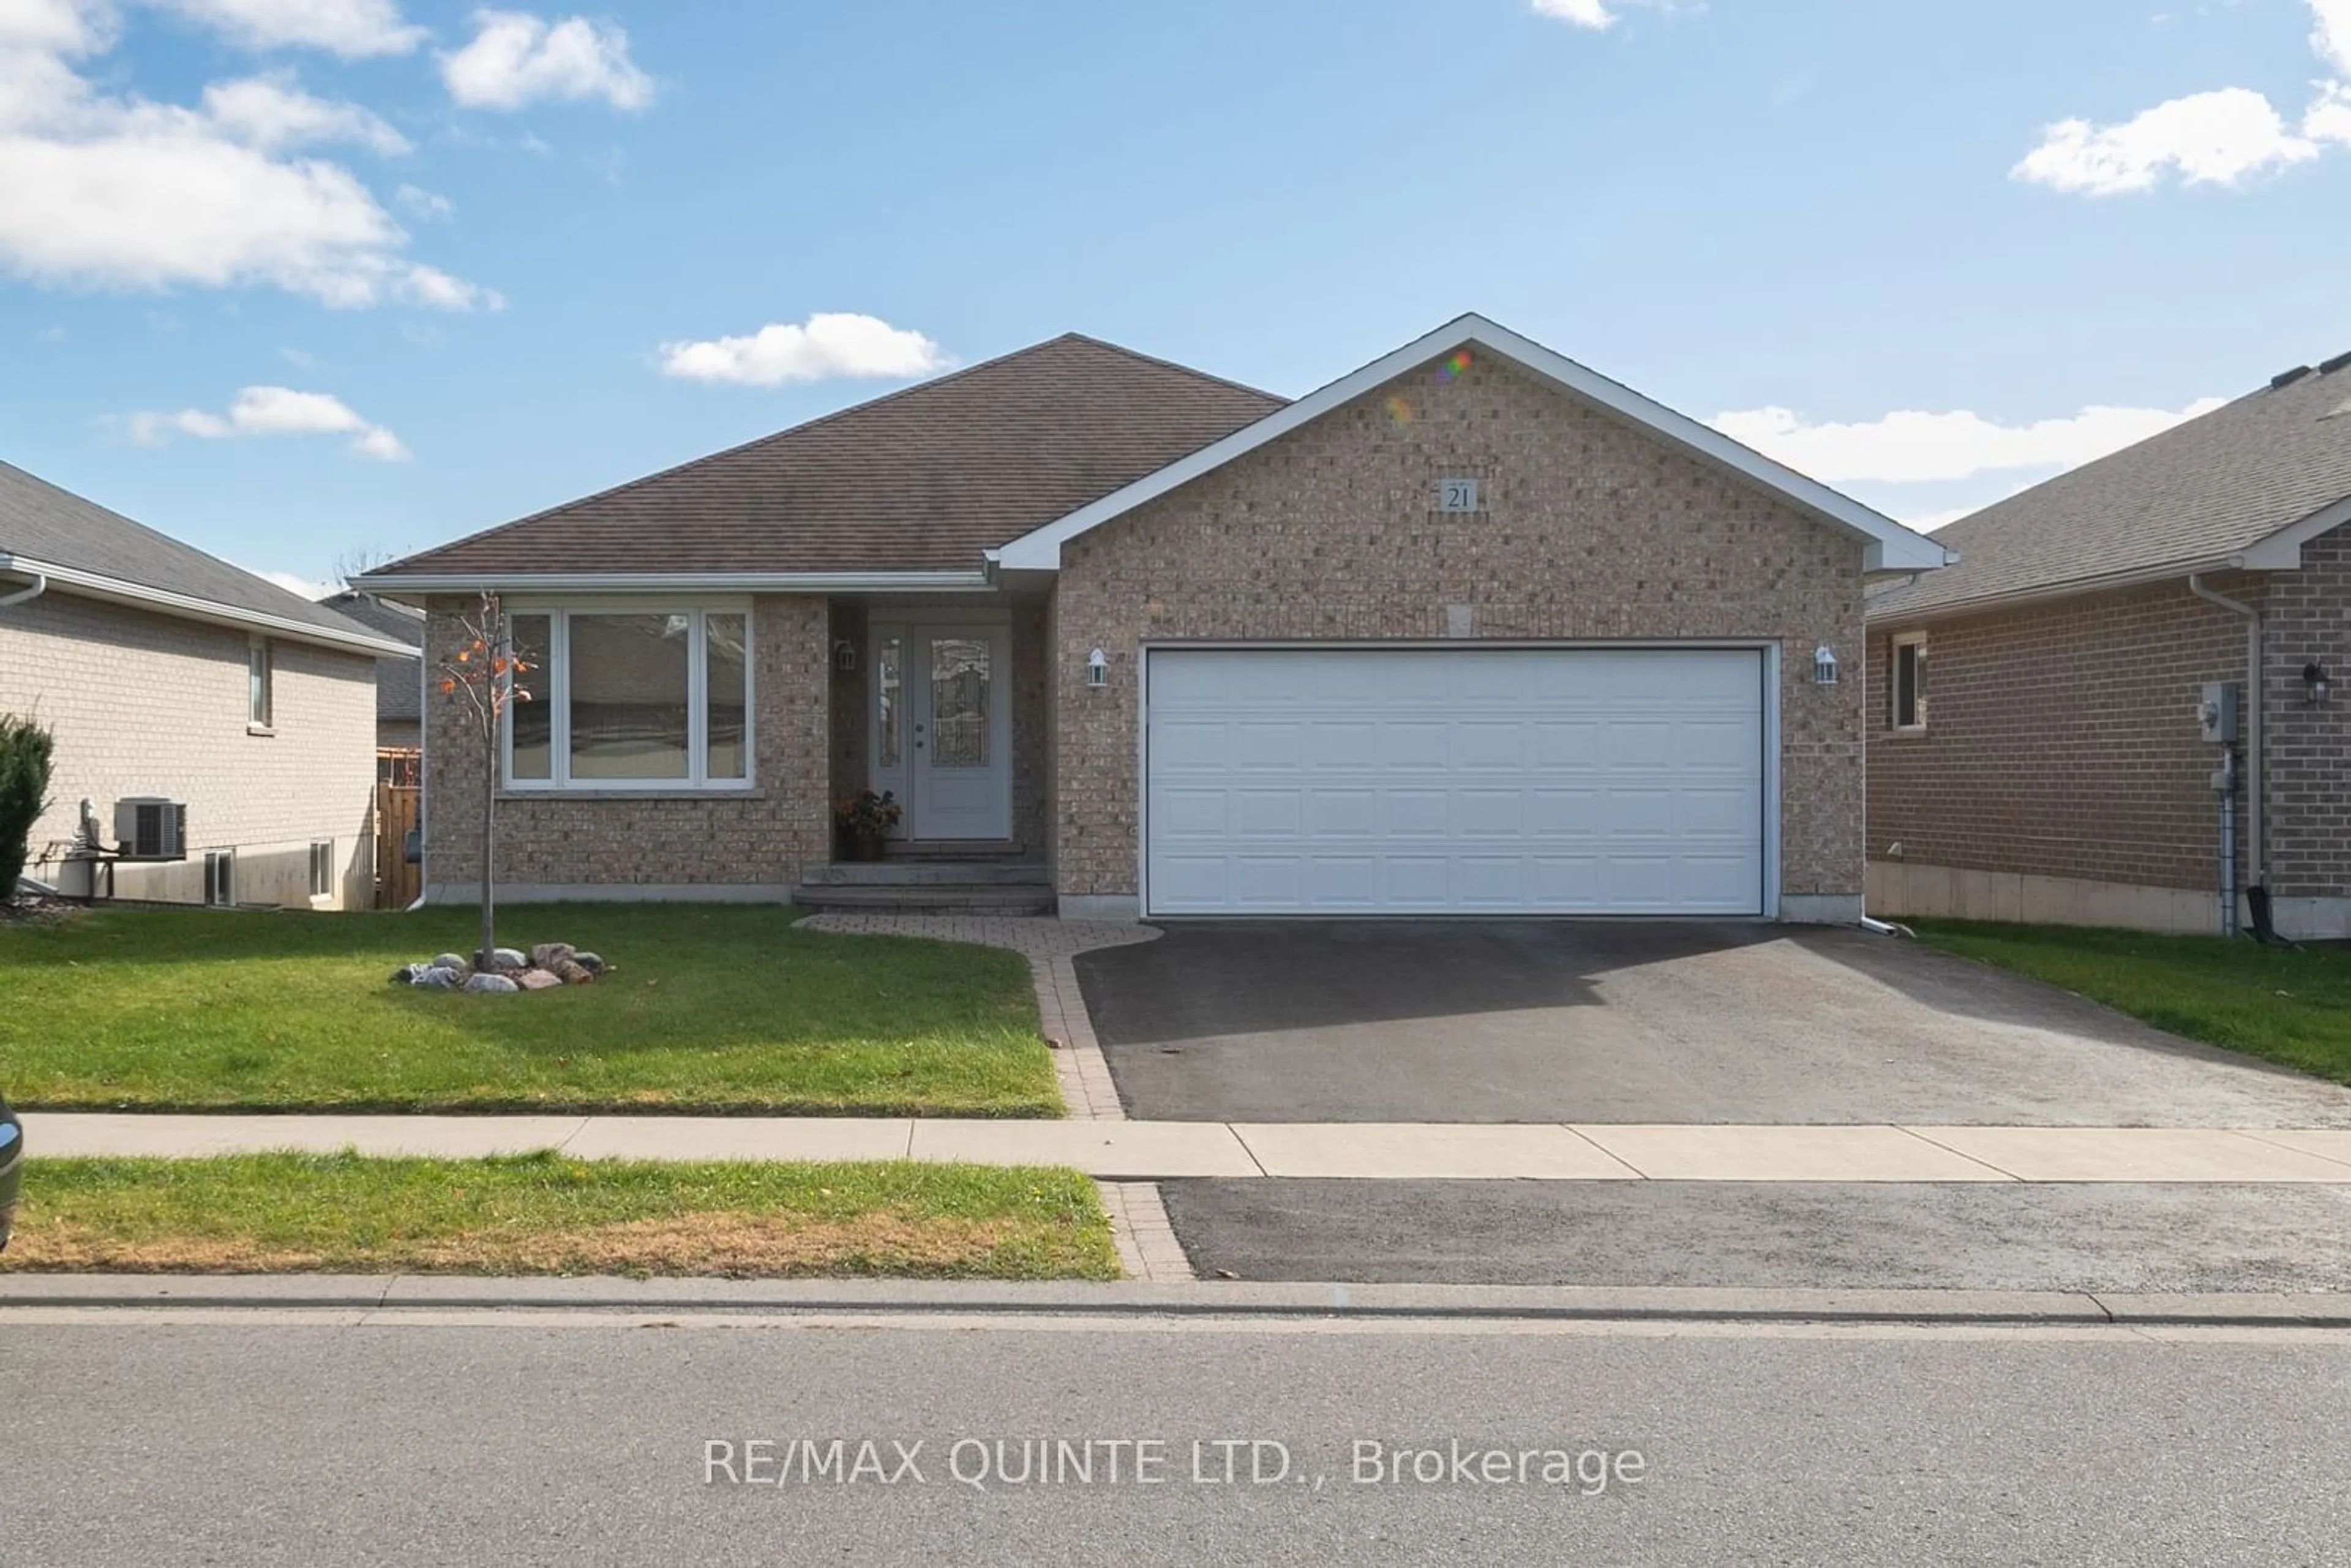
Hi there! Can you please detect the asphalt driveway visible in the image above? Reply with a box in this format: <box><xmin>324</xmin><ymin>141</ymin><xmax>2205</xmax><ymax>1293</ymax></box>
<box><xmin>1073</xmin><ymin>920</ymin><xmax>2351</xmax><ymax>1127</ymax></box>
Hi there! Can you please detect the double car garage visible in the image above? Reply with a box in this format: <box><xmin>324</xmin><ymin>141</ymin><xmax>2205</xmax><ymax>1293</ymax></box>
<box><xmin>1142</xmin><ymin>645</ymin><xmax>1772</xmax><ymax>918</ymax></box>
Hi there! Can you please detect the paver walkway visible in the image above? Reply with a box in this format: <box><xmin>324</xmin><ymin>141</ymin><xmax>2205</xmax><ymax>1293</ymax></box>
<box><xmin>795</xmin><ymin>912</ymin><xmax>1156</xmax><ymax>1121</ymax></box>
<box><xmin>29</xmin><ymin>1113</ymin><xmax>2351</xmax><ymax>1184</ymax></box>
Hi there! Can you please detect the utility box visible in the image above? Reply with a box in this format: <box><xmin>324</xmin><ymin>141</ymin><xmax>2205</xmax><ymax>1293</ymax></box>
<box><xmin>2197</xmin><ymin>681</ymin><xmax>2240</xmax><ymax>745</ymax></box>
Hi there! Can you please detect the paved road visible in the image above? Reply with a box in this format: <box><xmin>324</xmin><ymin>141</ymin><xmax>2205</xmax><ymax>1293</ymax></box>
<box><xmin>1162</xmin><ymin>1179</ymin><xmax>2351</xmax><ymax>1290</ymax></box>
<box><xmin>1077</xmin><ymin>921</ymin><xmax>2351</xmax><ymax>1125</ymax></box>
<box><xmin>6</xmin><ymin>1307</ymin><xmax>2349</xmax><ymax>1565</ymax></box>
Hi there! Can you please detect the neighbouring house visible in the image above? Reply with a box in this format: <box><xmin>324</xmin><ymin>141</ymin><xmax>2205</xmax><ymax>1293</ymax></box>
<box><xmin>320</xmin><ymin>589</ymin><xmax>426</xmax><ymax>776</ymax></box>
<box><xmin>358</xmin><ymin>315</ymin><xmax>1944</xmax><ymax>921</ymax></box>
<box><xmin>1866</xmin><ymin>350</ymin><xmax>2351</xmax><ymax>939</ymax></box>
<box><xmin>0</xmin><ymin>460</ymin><xmax>410</xmax><ymax>909</ymax></box>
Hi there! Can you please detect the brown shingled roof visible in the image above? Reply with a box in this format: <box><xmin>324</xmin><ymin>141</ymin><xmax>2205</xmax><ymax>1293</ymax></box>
<box><xmin>375</xmin><ymin>333</ymin><xmax>1286</xmax><ymax>579</ymax></box>
<box><xmin>1870</xmin><ymin>355</ymin><xmax>2351</xmax><ymax>621</ymax></box>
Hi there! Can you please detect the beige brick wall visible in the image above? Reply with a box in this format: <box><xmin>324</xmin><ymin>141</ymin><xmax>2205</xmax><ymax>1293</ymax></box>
<box><xmin>0</xmin><ymin>591</ymin><xmax>378</xmax><ymax>908</ymax></box>
<box><xmin>1051</xmin><ymin>351</ymin><xmax>1868</xmax><ymax>907</ymax></box>
<box><xmin>421</xmin><ymin>593</ymin><xmax>831</xmax><ymax>896</ymax></box>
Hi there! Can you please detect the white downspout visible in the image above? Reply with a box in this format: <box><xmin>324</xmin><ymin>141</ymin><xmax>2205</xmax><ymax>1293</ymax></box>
<box><xmin>2189</xmin><ymin>574</ymin><xmax>2263</xmax><ymax>900</ymax></box>
<box><xmin>0</xmin><ymin>572</ymin><xmax>48</xmax><ymax>609</ymax></box>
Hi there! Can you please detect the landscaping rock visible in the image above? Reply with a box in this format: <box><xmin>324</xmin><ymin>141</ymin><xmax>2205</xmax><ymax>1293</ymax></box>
<box><xmin>516</xmin><ymin>968</ymin><xmax>563</xmax><ymax>991</ymax></box>
<box><xmin>529</xmin><ymin>942</ymin><xmax>575</xmax><ymax>969</ymax></box>
<box><xmin>490</xmin><ymin>947</ymin><xmax>528</xmax><ymax>972</ymax></box>
<box><xmin>410</xmin><ymin>966</ymin><xmax>461</xmax><ymax>990</ymax></box>
<box><xmin>550</xmin><ymin>958</ymin><xmax>593</xmax><ymax>986</ymax></box>
<box><xmin>391</xmin><ymin>964</ymin><xmax>424</xmax><ymax>985</ymax></box>
<box><xmin>573</xmin><ymin>951</ymin><xmax>607</xmax><ymax>975</ymax></box>
<box><xmin>430</xmin><ymin>953</ymin><xmax>470</xmax><ymax>976</ymax></box>
<box><xmin>463</xmin><ymin>972</ymin><xmax>521</xmax><ymax>994</ymax></box>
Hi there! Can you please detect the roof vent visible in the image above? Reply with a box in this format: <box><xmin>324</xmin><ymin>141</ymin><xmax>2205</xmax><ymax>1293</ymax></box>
<box><xmin>2322</xmin><ymin>350</ymin><xmax>2351</xmax><ymax>377</ymax></box>
<box><xmin>2274</xmin><ymin>365</ymin><xmax>2314</xmax><ymax>389</ymax></box>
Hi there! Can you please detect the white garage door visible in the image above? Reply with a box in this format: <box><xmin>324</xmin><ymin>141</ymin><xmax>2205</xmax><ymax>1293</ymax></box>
<box><xmin>1144</xmin><ymin>647</ymin><xmax>1768</xmax><ymax>917</ymax></box>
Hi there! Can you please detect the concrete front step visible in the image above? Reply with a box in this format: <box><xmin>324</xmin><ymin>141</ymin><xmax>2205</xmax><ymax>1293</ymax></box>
<box><xmin>883</xmin><ymin>839</ymin><xmax>1028</xmax><ymax>861</ymax></box>
<box><xmin>803</xmin><ymin>860</ymin><xmax>1049</xmax><ymax>887</ymax></box>
<box><xmin>791</xmin><ymin>883</ymin><xmax>1057</xmax><ymax>915</ymax></box>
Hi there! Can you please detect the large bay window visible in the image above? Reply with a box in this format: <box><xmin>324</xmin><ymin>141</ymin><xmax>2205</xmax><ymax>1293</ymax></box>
<box><xmin>503</xmin><ymin>607</ymin><xmax>753</xmax><ymax>790</ymax></box>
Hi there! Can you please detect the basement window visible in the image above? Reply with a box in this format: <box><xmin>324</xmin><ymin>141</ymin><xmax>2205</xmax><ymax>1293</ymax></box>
<box><xmin>309</xmin><ymin>840</ymin><xmax>335</xmax><ymax>899</ymax></box>
<box><xmin>204</xmin><ymin>850</ymin><xmax>236</xmax><ymax>907</ymax></box>
<box><xmin>1891</xmin><ymin>633</ymin><xmax>1928</xmax><ymax>732</ymax></box>
<box><xmin>501</xmin><ymin>606</ymin><xmax>753</xmax><ymax>791</ymax></box>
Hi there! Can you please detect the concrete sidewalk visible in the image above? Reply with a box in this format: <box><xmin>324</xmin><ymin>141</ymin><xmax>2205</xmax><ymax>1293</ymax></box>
<box><xmin>28</xmin><ymin>1112</ymin><xmax>2351</xmax><ymax>1184</ymax></box>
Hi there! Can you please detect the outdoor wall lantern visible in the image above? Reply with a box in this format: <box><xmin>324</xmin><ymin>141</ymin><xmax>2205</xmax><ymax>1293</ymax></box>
<box><xmin>1086</xmin><ymin>648</ymin><xmax>1109</xmax><ymax>689</ymax></box>
<box><xmin>2305</xmin><ymin>661</ymin><xmax>2331</xmax><ymax>705</ymax></box>
<box><xmin>1813</xmin><ymin>644</ymin><xmax>1839</xmax><ymax>686</ymax></box>
<box><xmin>833</xmin><ymin>639</ymin><xmax>857</xmax><ymax>673</ymax></box>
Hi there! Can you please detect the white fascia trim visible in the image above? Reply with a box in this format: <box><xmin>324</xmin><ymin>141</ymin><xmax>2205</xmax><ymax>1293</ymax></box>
<box><xmin>0</xmin><ymin>553</ymin><xmax>416</xmax><ymax>658</ymax></box>
<box><xmin>354</xmin><ymin>570</ymin><xmax>995</xmax><ymax>597</ymax></box>
<box><xmin>995</xmin><ymin>313</ymin><xmax>1951</xmax><ymax>575</ymax></box>
<box><xmin>2239</xmin><ymin>491</ymin><xmax>2351</xmax><ymax>569</ymax></box>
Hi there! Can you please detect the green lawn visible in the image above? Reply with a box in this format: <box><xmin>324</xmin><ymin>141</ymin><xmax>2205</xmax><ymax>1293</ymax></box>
<box><xmin>1910</xmin><ymin>920</ymin><xmax>2351</xmax><ymax>1087</ymax></box>
<box><xmin>0</xmin><ymin>906</ymin><xmax>1060</xmax><ymax>1116</ymax></box>
<box><xmin>0</xmin><ymin>1153</ymin><xmax>1120</xmax><ymax>1279</ymax></box>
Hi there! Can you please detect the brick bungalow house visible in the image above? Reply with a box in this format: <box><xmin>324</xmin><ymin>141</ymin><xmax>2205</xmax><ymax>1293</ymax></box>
<box><xmin>359</xmin><ymin>314</ymin><xmax>1944</xmax><ymax>921</ymax></box>
<box><xmin>1</xmin><ymin>460</ymin><xmax>410</xmax><ymax>908</ymax></box>
<box><xmin>1867</xmin><ymin>350</ymin><xmax>2351</xmax><ymax>938</ymax></box>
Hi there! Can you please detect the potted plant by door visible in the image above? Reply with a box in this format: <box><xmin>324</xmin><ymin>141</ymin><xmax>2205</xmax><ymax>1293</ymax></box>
<box><xmin>836</xmin><ymin>790</ymin><xmax>901</xmax><ymax>863</ymax></box>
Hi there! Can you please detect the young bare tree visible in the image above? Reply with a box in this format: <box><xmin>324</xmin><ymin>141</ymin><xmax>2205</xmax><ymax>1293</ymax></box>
<box><xmin>435</xmin><ymin>593</ymin><xmax>533</xmax><ymax>969</ymax></box>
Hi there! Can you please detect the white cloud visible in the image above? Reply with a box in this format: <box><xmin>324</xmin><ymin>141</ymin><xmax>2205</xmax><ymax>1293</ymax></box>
<box><xmin>393</xmin><ymin>181</ymin><xmax>449</xmax><ymax>217</ymax></box>
<box><xmin>1530</xmin><ymin>0</ymin><xmax>1673</xmax><ymax>29</ymax></box>
<box><xmin>131</xmin><ymin>383</ymin><xmax>409</xmax><ymax>459</ymax></box>
<box><xmin>2013</xmin><ymin>88</ymin><xmax>2319</xmax><ymax>195</ymax></box>
<box><xmin>198</xmin><ymin>72</ymin><xmax>409</xmax><ymax>154</ymax></box>
<box><xmin>395</xmin><ymin>260</ymin><xmax>498</xmax><ymax>310</ymax></box>
<box><xmin>148</xmin><ymin>0</ymin><xmax>426</xmax><ymax>58</ymax></box>
<box><xmin>277</xmin><ymin>344</ymin><xmax>313</xmax><ymax>365</ymax></box>
<box><xmin>0</xmin><ymin>9</ymin><xmax>493</xmax><ymax>309</ymax></box>
<box><xmin>1711</xmin><ymin>397</ymin><xmax>2228</xmax><ymax>486</ymax></box>
<box><xmin>1532</xmin><ymin>0</ymin><xmax>1615</xmax><ymax>26</ymax></box>
<box><xmin>657</xmin><ymin>312</ymin><xmax>955</xmax><ymax>388</ymax></box>
<box><xmin>2307</xmin><ymin>80</ymin><xmax>2351</xmax><ymax>144</ymax></box>
<box><xmin>255</xmin><ymin>566</ymin><xmax>339</xmax><ymax>599</ymax></box>
<box><xmin>2314</xmin><ymin>0</ymin><xmax>2351</xmax><ymax>75</ymax></box>
<box><xmin>2016</xmin><ymin>4</ymin><xmax>2351</xmax><ymax>193</ymax></box>
<box><xmin>439</xmin><ymin>10</ymin><xmax>653</xmax><ymax>111</ymax></box>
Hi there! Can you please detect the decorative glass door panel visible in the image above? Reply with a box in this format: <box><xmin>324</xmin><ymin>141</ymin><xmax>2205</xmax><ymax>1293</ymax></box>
<box><xmin>871</xmin><ymin>621</ymin><xmax>1010</xmax><ymax>841</ymax></box>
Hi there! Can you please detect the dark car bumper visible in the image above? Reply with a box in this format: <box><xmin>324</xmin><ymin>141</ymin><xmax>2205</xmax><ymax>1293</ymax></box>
<box><xmin>0</xmin><ymin>1104</ymin><xmax>21</xmax><ymax>1251</ymax></box>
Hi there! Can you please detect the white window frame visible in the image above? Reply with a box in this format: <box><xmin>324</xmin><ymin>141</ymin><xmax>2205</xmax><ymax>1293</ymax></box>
<box><xmin>1889</xmin><ymin>632</ymin><xmax>1928</xmax><ymax>732</ymax></box>
<box><xmin>309</xmin><ymin>839</ymin><xmax>335</xmax><ymax>899</ymax></box>
<box><xmin>204</xmin><ymin>849</ymin><xmax>236</xmax><ymax>907</ymax></box>
<box><xmin>247</xmin><ymin>637</ymin><xmax>274</xmax><ymax>731</ymax></box>
<box><xmin>501</xmin><ymin>602</ymin><xmax>756</xmax><ymax>793</ymax></box>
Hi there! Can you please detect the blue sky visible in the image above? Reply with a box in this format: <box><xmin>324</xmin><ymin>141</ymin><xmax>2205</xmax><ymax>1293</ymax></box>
<box><xmin>4</xmin><ymin>0</ymin><xmax>2348</xmax><ymax>596</ymax></box>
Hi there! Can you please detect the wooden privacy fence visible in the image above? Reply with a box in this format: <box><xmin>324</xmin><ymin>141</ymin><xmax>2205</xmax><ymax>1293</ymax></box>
<box><xmin>375</xmin><ymin>782</ymin><xmax>421</xmax><ymax>909</ymax></box>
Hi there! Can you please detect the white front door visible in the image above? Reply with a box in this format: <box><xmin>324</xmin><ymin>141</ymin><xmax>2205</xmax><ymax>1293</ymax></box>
<box><xmin>872</xmin><ymin>622</ymin><xmax>1011</xmax><ymax>841</ymax></box>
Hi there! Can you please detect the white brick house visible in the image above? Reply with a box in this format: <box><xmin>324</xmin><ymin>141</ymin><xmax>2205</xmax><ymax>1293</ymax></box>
<box><xmin>0</xmin><ymin>461</ymin><xmax>411</xmax><ymax>910</ymax></box>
